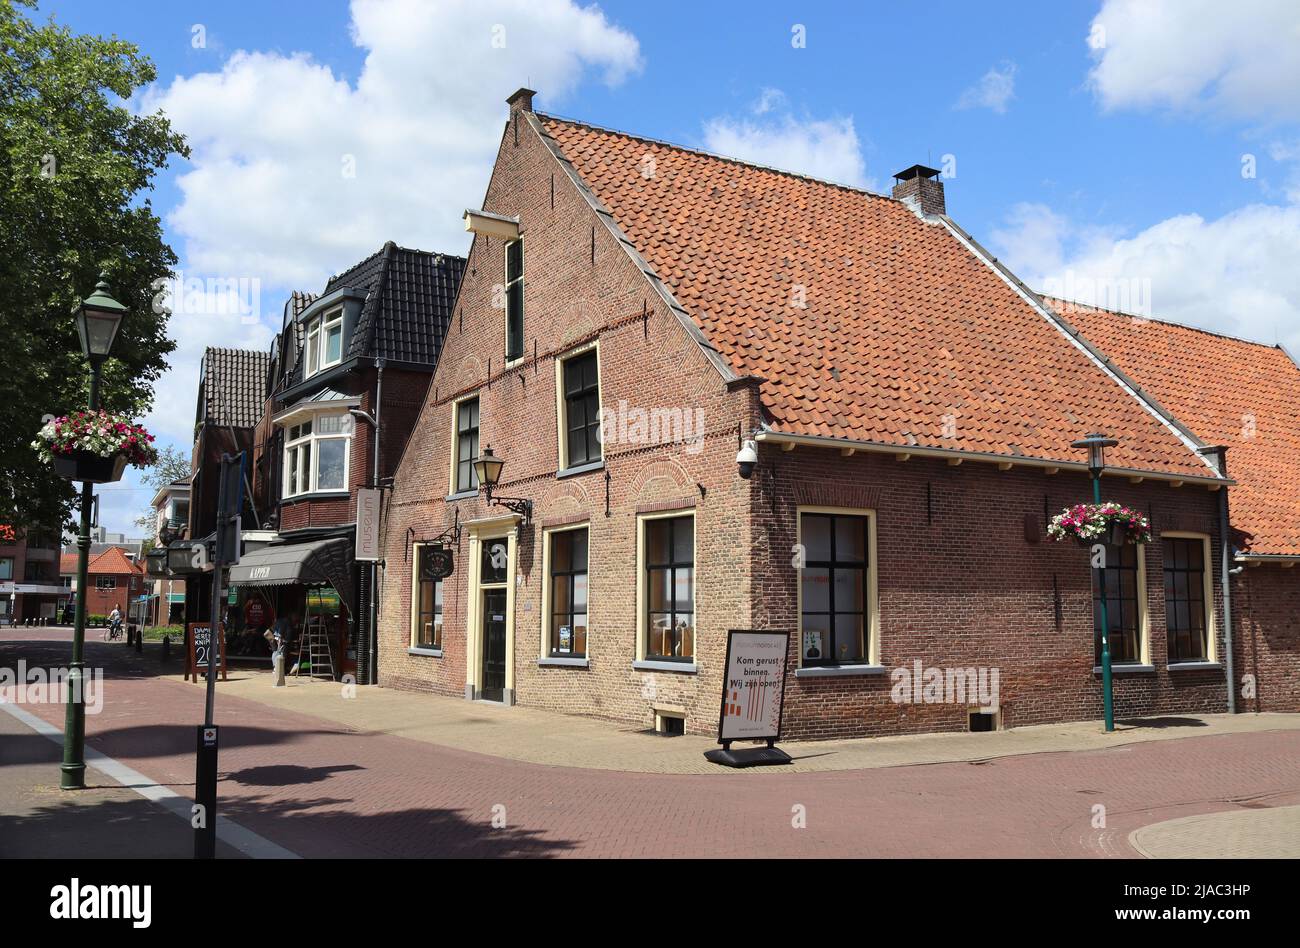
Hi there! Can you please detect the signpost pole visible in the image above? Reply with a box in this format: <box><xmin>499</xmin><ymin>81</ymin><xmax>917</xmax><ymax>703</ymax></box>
<box><xmin>194</xmin><ymin>452</ymin><xmax>243</xmax><ymax>859</ymax></box>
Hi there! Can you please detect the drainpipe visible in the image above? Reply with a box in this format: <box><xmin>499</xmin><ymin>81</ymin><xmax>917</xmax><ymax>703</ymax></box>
<box><xmin>370</xmin><ymin>359</ymin><xmax>384</xmax><ymax>686</ymax></box>
<box><xmin>1204</xmin><ymin>445</ymin><xmax>1236</xmax><ymax>714</ymax></box>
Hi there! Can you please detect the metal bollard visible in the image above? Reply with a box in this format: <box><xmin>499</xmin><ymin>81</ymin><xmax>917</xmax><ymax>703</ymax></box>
<box><xmin>161</xmin><ymin>634</ymin><xmax>171</xmax><ymax>662</ymax></box>
<box><xmin>135</xmin><ymin>627</ymin><xmax>143</xmax><ymax>653</ymax></box>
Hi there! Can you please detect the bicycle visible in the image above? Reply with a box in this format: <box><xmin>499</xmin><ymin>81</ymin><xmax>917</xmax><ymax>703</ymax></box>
<box><xmin>104</xmin><ymin>618</ymin><xmax>124</xmax><ymax>642</ymax></box>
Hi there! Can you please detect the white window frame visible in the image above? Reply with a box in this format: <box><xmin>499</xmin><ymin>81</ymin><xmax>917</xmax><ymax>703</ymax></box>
<box><xmin>504</xmin><ymin>238</ymin><xmax>524</xmax><ymax>364</ymax></box>
<box><xmin>796</xmin><ymin>506</ymin><xmax>881</xmax><ymax>669</ymax></box>
<box><xmin>1161</xmin><ymin>531</ymin><xmax>1217</xmax><ymax>665</ymax></box>
<box><xmin>540</xmin><ymin>522</ymin><xmax>591</xmax><ymax>661</ymax></box>
<box><xmin>410</xmin><ymin>543</ymin><xmax>445</xmax><ymax>653</ymax></box>
<box><xmin>448</xmin><ymin>394</ymin><xmax>480</xmax><ymax>496</ymax></box>
<box><xmin>555</xmin><ymin>340</ymin><xmax>603</xmax><ymax>472</ymax></box>
<box><xmin>635</xmin><ymin>509</ymin><xmax>697</xmax><ymax>666</ymax></box>
<box><xmin>282</xmin><ymin>413</ymin><xmax>351</xmax><ymax>498</ymax></box>
<box><xmin>96</xmin><ymin>577</ymin><xmax>117</xmax><ymax>590</ymax></box>
<box><xmin>304</xmin><ymin>307</ymin><xmax>345</xmax><ymax>378</ymax></box>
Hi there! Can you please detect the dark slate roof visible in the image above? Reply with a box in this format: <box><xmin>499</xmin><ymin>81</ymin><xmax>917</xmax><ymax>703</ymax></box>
<box><xmin>284</xmin><ymin>242</ymin><xmax>464</xmax><ymax>388</ymax></box>
<box><xmin>199</xmin><ymin>347</ymin><xmax>271</xmax><ymax>429</ymax></box>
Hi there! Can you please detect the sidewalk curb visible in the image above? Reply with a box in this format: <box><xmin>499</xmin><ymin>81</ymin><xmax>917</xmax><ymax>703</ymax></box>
<box><xmin>0</xmin><ymin>699</ymin><xmax>299</xmax><ymax>860</ymax></box>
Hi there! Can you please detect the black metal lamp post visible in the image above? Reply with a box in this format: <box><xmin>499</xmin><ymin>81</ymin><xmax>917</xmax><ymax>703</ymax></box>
<box><xmin>472</xmin><ymin>446</ymin><xmax>532</xmax><ymax>524</ymax></box>
<box><xmin>61</xmin><ymin>275</ymin><xmax>126</xmax><ymax>790</ymax></box>
<box><xmin>1071</xmin><ymin>431</ymin><xmax>1119</xmax><ymax>733</ymax></box>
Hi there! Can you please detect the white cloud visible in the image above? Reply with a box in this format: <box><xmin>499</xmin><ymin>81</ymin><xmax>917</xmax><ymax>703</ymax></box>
<box><xmin>955</xmin><ymin>61</ymin><xmax>1017</xmax><ymax>114</ymax></box>
<box><xmin>990</xmin><ymin>200</ymin><xmax>1300</xmax><ymax>352</ymax></box>
<box><xmin>142</xmin><ymin>0</ymin><xmax>643</xmax><ymax>287</ymax></box>
<box><xmin>1088</xmin><ymin>0</ymin><xmax>1300</xmax><ymax>122</ymax></box>
<box><xmin>104</xmin><ymin>0</ymin><xmax>642</xmax><ymax>537</ymax></box>
<box><xmin>702</xmin><ymin>93</ymin><xmax>872</xmax><ymax>190</ymax></box>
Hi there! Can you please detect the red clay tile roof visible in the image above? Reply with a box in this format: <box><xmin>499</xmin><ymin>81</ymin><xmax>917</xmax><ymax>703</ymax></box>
<box><xmin>59</xmin><ymin>553</ymin><xmax>77</xmax><ymax>575</ymax></box>
<box><xmin>86</xmin><ymin>546</ymin><xmax>143</xmax><ymax>576</ymax></box>
<box><xmin>536</xmin><ymin>114</ymin><xmax>1219</xmax><ymax>479</ymax></box>
<box><xmin>1051</xmin><ymin>297</ymin><xmax>1300</xmax><ymax>556</ymax></box>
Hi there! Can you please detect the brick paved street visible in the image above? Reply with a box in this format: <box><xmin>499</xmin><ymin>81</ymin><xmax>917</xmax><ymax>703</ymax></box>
<box><xmin>4</xmin><ymin>630</ymin><xmax>1299</xmax><ymax>858</ymax></box>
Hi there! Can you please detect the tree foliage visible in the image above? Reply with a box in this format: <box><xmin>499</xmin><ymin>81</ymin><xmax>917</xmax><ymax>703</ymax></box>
<box><xmin>0</xmin><ymin>0</ymin><xmax>188</xmax><ymax>532</ymax></box>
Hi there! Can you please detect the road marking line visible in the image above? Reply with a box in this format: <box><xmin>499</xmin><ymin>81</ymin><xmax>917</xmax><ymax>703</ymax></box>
<box><xmin>0</xmin><ymin>698</ymin><xmax>299</xmax><ymax>859</ymax></box>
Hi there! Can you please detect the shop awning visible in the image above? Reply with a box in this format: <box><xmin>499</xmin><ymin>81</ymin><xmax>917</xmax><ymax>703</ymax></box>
<box><xmin>227</xmin><ymin>537</ymin><xmax>354</xmax><ymax>616</ymax></box>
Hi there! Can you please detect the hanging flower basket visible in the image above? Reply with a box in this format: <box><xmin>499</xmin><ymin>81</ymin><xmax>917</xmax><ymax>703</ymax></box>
<box><xmin>1047</xmin><ymin>503</ymin><xmax>1151</xmax><ymax>547</ymax></box>
<box><xmin>34</xmin><ymin>410</ymin><xmax>158</xmax><ymax>484</ymax></box>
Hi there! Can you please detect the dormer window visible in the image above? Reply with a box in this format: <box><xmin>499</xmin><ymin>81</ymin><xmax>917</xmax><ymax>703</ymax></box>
<box><xmin>305</xmin><ymin>308</ymin><xmax>344</xmax><ymax>377</ymax></box>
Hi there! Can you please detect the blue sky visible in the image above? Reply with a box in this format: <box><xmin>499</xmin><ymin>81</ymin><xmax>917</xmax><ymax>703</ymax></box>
<box><xmin>39</xmin><ymin>0</ymin><xmax>1300</xmax><ymax>534</ymax></box>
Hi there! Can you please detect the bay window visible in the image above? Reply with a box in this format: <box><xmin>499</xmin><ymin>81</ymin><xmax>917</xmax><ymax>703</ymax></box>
<box><xmin>283</xmin><ymin>415</ymin><xmax>350</xmax><ymax>497</ymax></box>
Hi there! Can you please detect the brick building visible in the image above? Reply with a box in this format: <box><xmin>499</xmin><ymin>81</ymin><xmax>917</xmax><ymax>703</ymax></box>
<box><xmin>228</xmin><ymin>243</ymin><xmax>465</xmax><ymax>681</ymax></box>
<box><xmin>374</xmin><ymin>89</ymin><xmax>1267</xmax><ymax>741</ymax></box>
<box><xmin>0</xmin><ymin>525</ymin><xmax>63</xmax><ymax>624</ymax></box>
<box><xmin>75</xmin><ymin>546</ymin><xmax>146</xmax><ymax>621</ymax></box>
<box><xmin>1059</xmin><ymin>299</ymin><xmax>1300</xmax><ymax>714</ymax></box>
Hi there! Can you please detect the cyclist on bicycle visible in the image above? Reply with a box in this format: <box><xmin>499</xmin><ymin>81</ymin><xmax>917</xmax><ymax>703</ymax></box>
<box><xmin>107</xmin><ymin>603</ymin><xmax>123</xmax><ymax>641</ymax></box>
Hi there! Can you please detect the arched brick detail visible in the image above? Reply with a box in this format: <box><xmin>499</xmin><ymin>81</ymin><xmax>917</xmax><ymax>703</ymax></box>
<box><xmin>629</xmin><ymin>457</ymin><xmax>693</xmax><ymax>506</ymax></box>
<box><xmin>793</xmin><ymin>481</ymin><xmax>884</xmax><ymax>510</ymax></box>
<box><xmin>537</xmin><ymin>481</ymin><xmax>590</xmax><ymax>519</ymax></box>
<box><xmin>455</xmin><ymin>355</ymin><xmax>484</xmax><ymax>388</ymax></box>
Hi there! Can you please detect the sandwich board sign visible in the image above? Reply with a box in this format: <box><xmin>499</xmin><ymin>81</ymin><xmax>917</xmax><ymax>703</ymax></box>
<box><xmin>186</xmin><ymin>622</ymin><xmax>227</xmax><ymax>683</ymax></box>
<box><xmin>704</xmin><ymin>629</ymin><xmax>792</xmax><ymax>768</ymax></box>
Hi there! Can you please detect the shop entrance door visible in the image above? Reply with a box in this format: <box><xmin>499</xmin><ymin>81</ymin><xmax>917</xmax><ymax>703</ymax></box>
<box><xmin>481</xmin><ymin>589</ymin><xmax>507</xmax><ymax>702</ymax></box>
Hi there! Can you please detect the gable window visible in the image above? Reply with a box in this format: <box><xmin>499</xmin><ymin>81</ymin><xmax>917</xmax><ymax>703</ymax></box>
<box><xmin>548</xmin><ymin>527</ymin><xmax>588</xmax><ymax>657</ymax></box>
<box><xmin>505</xmin><ymin>238</ymin><xmax>524</xmax><ymax>361</ymax></box>
<box><xmin>561</xmin><ymin>349</ymin><xmax>601</xmax><ymax>469</ymax></box>
<box><xmin>800</xmin><ymin>512</ymin><xmax>868</xmax><ymax>666</ymax></box>
<box><xmin>96</xmin><ymin>577</ymin><xmax>117</xmax><ymax>590</ymax></box>
<box><xmin>412</xmin><ymin>546</ymin><xmax>444</xmax><ymax>651</ymax></box>
<box><xmin>454</xmin><ymin>398</ymin><xmax>480</xmax><ymax>494</ymax></box>
<box><xmin>1164</xmin><ymin>536</ymin><xmax>1211</xmax><ymax>663</ymax></box>
<box><xmin>283</xmin><ymin>414</ymin><xmax>350</xmax><ymax>497</ymax></box>
<box><xmin>1094</xmin><ymin>544</ymin><xmax>1144</xmax><ymax>665</ymax></box>
<box><xmin>644</xmin><ymin>515</ymin><xmax>694</xmax><ymax>661</ymax></box>
<box><xmin>304</xmin><ymin>309</ymin><xmax>344</xmax><ymax>377</ymax></box>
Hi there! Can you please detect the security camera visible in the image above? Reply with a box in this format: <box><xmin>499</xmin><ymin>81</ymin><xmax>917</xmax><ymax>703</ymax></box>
<box><xmin>736</xmin><ymin>439</ymin><xmax>758</xmax><ymax>479</ymax></box>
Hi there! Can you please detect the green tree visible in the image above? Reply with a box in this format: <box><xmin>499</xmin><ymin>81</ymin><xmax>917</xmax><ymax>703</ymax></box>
<box><xmin>0</xmin><ymin>0</ymin><xmax>188</xmax><ymax>532</ymax></box>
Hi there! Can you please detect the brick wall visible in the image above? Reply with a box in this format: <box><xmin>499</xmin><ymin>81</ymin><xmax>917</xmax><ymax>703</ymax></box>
<box><xmin>753</xmin><ymin>446</ymin><xmax>1229</xmax><ymax>740</ymax></box>
<box><xmin>1233</xmin><ymin>566</ymin><xmax>1300</xmax><ymax>712</ymax></box>
<box><xmin>373</xmin><ymin>93</ymin><xmax>1241</xmax><ymax>741</ymax></box>
<box><xmin>377</xmin><ymin>95</ymin><xmax>756</xmax><ymax>731</ymax></box>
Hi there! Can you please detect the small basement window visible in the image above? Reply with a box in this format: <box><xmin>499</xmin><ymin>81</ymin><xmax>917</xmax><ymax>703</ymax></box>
<box><xmin>654</xmin><ymin>710</ymin><xmax>685</xmax><ymax>736</ymax></box>
<box><xmin>968</xmin><ymin>708</ymin><xmax>999</xmax><ymax>733</ymax></box>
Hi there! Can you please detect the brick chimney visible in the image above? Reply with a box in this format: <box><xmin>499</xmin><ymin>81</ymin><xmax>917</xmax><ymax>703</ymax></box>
<box><xmin>507</xmin><ymin>87</ymin><xmax>537</xmax><ymax>114</ymax></box>
<box><xmin>892</xmin><ymin>164</ymin><xmax>945</xmax><ymax>216</ymax></box>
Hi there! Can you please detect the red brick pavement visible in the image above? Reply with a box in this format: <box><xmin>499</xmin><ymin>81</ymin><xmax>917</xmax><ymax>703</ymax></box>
<box><xmin>5</xmin><ymin>630</ymin><xmax>1300</xmax><ymax>858</ymax></box>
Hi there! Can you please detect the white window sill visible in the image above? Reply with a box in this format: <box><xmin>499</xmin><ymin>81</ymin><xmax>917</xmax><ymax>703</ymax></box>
<box><xmin>796</xmin><ymin>664</ymin><xmax>888</xmax><ymax>678</ymax></box>
<box><xmin>446</xmin><ymin>489</ymin><xmax>478</xmax><ymax>502</ymax></box>
<box><xmin>1167</xmin><ymin>661</ymin><xmax>1223</xmax><ymax>672</ymax></box>
<box><xmin>1092</xmin><ymin>663</ymin><xmax>1155</xmax><ymax>674</ymax></box>
<box><xmin>283</xmin><ymin>490</ymin><xmax>349</xmax><ymax>501</ymax></box>
<box><xmin>557</xmin><ymin>459</ymin><xmax>604</xmax><ymax>479</ymax></box>
<box><xmin>538</xmin><ymin>656</ymin><xmax>589</xmax><ymax>668</ymax></box>
<box><xmin>632</xmin><ymin>659</ymin><xmax>697</xmax><ymax>674</ymax></box>
<box><xmin>408</xmin><ymin>647</ymin><xmax>443</xmax><ymax>658</ymax></box>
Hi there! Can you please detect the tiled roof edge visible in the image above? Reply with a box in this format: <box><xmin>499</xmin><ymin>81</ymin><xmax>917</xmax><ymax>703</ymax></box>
<box><xmin>536</xmin><ymin>111</ymin><xmax>896</xmax><ymax>205</ymax></box>
<box><xmin>936</xmin><ymin>215</ymin><xmax>1227</xmax><ymax>480</ymax></box>
<box><xmin>1045</xmin><ymin>294</ymin><xmax>1290</xmax><ymax>352</ymax></box>
<box><xmin>528</xmin><ymin>111</ymin><xmax>737</xmax><ymax>384</ymax></box>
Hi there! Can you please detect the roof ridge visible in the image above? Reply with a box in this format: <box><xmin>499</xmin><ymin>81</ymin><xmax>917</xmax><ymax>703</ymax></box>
<box><xmin>536</xmin><ymin>111</ymin><xmax>896</xmax><ymax>205</ymax></box>
<box><xmin>1045</xmin><ymin>294</ymin><xmax>1286</xmax><ymax>352</ymax></box>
